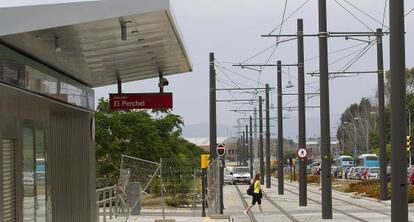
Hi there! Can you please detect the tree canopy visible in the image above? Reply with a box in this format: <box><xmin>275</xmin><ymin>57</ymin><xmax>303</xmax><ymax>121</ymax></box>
<box><xmin>95</xmin><ymin>98</ymin><xmax>205</xmax><ymax>187</ymax></box>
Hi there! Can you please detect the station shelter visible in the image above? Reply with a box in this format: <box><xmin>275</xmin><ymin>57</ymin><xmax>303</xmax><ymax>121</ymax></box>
<box><xmin>0</xmin><ymin>0</ymin><xmax>191</xmax><ymax>221</ymax></box>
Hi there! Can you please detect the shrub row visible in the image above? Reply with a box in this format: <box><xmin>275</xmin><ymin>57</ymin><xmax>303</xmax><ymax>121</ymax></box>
<box><xmin>344</xmin><ymin>180</ymin><xmax>414</xmax><ymax>203</ymax></box>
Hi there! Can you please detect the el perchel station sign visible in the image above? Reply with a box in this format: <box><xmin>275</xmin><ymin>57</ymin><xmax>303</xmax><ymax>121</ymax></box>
<box><xmin>109</xmin><ymin>93</ymin><xmax>173</xmax><ymax>110</ymax></box>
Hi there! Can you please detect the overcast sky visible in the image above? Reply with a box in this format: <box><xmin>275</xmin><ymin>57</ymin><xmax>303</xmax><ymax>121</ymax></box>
<box><xmin>94</xmin><ymin>0</ymin><xmax>414</xmax><ymax>139</ymax></box>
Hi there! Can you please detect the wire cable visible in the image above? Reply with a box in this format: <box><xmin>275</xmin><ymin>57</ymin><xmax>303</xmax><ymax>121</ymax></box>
<box><xmin>216</xmin><ymin>63</ymin><xmax>266</xmax><ymax>86</ymax></box>
<box><xmin>269</xmin><ymin>0</ymin><xmax>312</xmax><ymax>34</ymax></box>
<box><xmin>334</xmin><ymin>0</ymin><xmax>374</xmax><ymax>32</ymax></box>
<box><xmin>305</xmin><ymin>42</ymin><xmax>366</xmax><ymax>62</ymax></box>
<box><xmin>382</xmin><ymin>0</ymin><xmax>388</xmax><ymax>29</ymax></box>
<box><xmin>338</xmin><ymin>40</ymin><xmax>376</xmax><ymax>73</ymax></box>
<box><xmin>405</xmin><ymin>7</ymin><xmax>414</xmax><ymax>17</ymax></box>
<box><xmin>342</xmin><ymin>0</ymin><xmax>389</xmax><ymax>30</ymax></box>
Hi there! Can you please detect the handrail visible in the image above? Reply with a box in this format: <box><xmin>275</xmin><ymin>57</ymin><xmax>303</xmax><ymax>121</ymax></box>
<box><xmin>96</xmin><ymin>185</ymin><xmax>127</xmax><ymax>222</ymax></box>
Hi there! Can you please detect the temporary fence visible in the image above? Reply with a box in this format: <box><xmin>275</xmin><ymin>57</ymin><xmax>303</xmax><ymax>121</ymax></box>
<box><xmin>207</xmin><ymin>157</ymin><xmax>221</xmax><ymax>216</ymax></box>
<box><xmin>97</xmin><ymin>155</ymin><xmax>206</xmax><ymax>221</ymax></box>
<box><xmin>120</xmin><ymin>155</ymin><xmax>161</xmax><ymax>221</ymax></box>
<box><xmin>159</xmin><ymin>158</ymin><xmax>201</xmax><ymax>218</ymax></box>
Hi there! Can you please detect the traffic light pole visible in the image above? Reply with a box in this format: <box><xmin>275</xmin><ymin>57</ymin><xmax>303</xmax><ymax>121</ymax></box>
<box><xmin>250</xmin><ymin>116</ymin><xmax>254</xmax><ymax>179</ymax></box>
<box><xmin>297</xmin><ymin>18</ymin><xmax>307</xmax><ymax>207</ymax></box>
<box><xmin>265</xmin><ymin>84</ymin><xmax>271</xmax><ymax>188</ymax></box>
<box><xmin>376</xmin><ymin>28</ymin><xmax>387</xmax><ymax>201</ymax></box>
<box><xmin>259</xmin><ymin>96</ymin><xmax>265</xmax><ymax>185</ymax></box>
<box><xmin>277</xmin><ymin>61</ymin><xmax>284</xmax><ymax>195</ymax></box>
<box><xmin>318</xmin><ymin>0</ymin><xmax>333</xmax><ymax>218</ymax></box>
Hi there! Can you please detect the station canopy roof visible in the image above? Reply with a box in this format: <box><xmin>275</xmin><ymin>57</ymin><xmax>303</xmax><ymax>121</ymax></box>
<box><xmin>0</xmin><ymin>0</ymin><xmax>192</xmax><ymax>87</ymax></box>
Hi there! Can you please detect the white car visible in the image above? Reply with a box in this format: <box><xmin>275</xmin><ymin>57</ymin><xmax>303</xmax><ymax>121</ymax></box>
<box><xmin>224</xmin><ymin>168</ymin><xmax>233</xmax><ymax>184</ymax></box>
<box><xmin>231</xmin><ymin>166</ymin><xmax>251</xmax><ymax>185</ymax></box>
<box><xmin>367</xmin><ymin>167</ymin><xmax>380</xmax><ymax>180</ymax></box>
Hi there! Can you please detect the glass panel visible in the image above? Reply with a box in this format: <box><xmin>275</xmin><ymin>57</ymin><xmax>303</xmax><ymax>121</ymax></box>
<box><xmin>23</xmin><ymin>123</ymin><xmax>35</xmax><ymax>221</ymax></box>
<box><xmin>35</xmin><ymin>127</ymin><xmax>46</xmax><ymax>222</ymax></box>
<box><xmin>0</xmin><ymin>44</ymin><xmax>94</xmax><ymax>110</ymax></box>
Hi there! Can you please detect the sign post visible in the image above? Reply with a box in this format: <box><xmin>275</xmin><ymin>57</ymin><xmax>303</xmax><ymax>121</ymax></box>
<box><xmin>297</xmin><ymin>148</ymin><xmax>308</xmax><ymax>159</ymax></box>
<box><xmin>216</xmin><ymin>143</ymin><xmax>225</xmax><ymax>214</ymax></box>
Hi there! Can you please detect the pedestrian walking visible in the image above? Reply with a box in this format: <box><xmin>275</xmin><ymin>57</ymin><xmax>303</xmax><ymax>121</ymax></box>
<box><xmin>244</xmin><ymin>173</ymin><xmax>264</xmax><ymax>215</ymax></box>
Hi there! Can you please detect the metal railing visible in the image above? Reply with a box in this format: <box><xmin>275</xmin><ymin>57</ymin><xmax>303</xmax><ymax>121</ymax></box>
<box><xmin>96</xmin><ymin>186</ymin><xmax>128</xmax><ymax>222</ymax></box>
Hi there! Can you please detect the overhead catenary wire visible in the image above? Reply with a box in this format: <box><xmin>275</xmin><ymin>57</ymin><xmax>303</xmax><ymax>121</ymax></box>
<box><xmin>304</xmin><ymin>42</ymin><xmax>367</xmax><ymax>62</ymax></box>
<box><xmin>341</xmin><ymin>0</ymin><xmax>389</xmax><ymax>30</ymax></box>
<box><xmin>216</xmin><ymin>62</ymin><xmax>266</xmax><ymax>86</ymax></box>
<box><xmin>334</xmin><ymin>0</ymin><xmax>374</xmax><ymax>32</ymax></box>
<box><xmin>381</xmin><ymin>0</ymin><xmax>388</xmax><ymax>29</ymax></box>
<box><xmin>337</xmin><ymin>39</ymin><xmax>377</xmax><ymax>73</ymax></box>
<box><xmin>268</xmin><ymin>0</ymin><xmax>312</xmax><ymax>34</ymax></box>
<box><xmin>405</xmin><ymin>7</ymin><xmax>414</xmax><ymax>17</ymax></box>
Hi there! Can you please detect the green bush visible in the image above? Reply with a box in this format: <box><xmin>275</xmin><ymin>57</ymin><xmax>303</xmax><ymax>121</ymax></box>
<box><xmin>165</xmin><ymin>194</ymin><xmax>191</xmax><ymax>207</ymax></box>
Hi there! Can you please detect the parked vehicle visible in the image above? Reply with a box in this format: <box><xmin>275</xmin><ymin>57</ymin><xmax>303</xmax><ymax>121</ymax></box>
<box><xmin>331</xmin><ymin>166</ymin><xmax>339</xmax><ymax>178</ymax></box>
<box><xmin>334</xmin><ymin>155</ymin><xmax>354</xmax><ymax>168</ymax></box>
<box><xmin>347</xmin><ymin>167</ymin><xmax>356</xmax><ymax>180</ymax></box>
<box><xmin>307</xmin><ymin>162</ymin><xmax>319</xmax><ymax>174</ymax></box>
<box><xmin>386</xmin><ymin>166</ymin><xmax>391</xmax><ymax>182</ymax></box>
<box><xmin>353</xmin><ymin>167</ymin><xmax>364</xmax><ymax>180</ymax></box>
<box><xmin>356</xmin><ymin>154</ymin><xmax>380</xmax><ymax>167</ymax></box>
<box><xmin>408</xmin><ymin>167</ymin><xmax>414</xmax><ymax>185</ymax></box>
<box><xmin>224</xmin><ymin>168</ymin><xmax>233</xmax><ymax>184</ymax></box>
<box><xmin>231</xmin><ymin>166</ymin><xmax>251</xmax><ymax>184</ymax></box>
<box><xmin>360</xmin><ymin>168</ymin><xmax>369</xmax><ymax>180</ymax></box>
<box><xmin>338</xmin><ymin>167</ymin><xmax>349</xmax><ymax>179</ymax></box>
<box><xmin>367</xmin><ymin>167</ymin><xmax>380</xmax><ymax>180</ymax></box>
<box><xmin>310</xmin><ymin>162</ymin><xmax>321</xmax><ymax>175</ymax></box>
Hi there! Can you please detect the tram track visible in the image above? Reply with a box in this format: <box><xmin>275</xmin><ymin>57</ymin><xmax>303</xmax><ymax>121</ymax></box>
<box><xmin>283</xmin><ymin>180</ymin><xmax>391</xmax><ymax>216</ymax></box>
<box><xmin>234</xmin><ymin>184</ymin><xmax>257</xmax><ymax>222</ymax></box>
<box><xmin>262</xmin><ymin>191</ymin><xmax>299</xmax><ymax>222</ymax></box>
<box><xmin>272</xmin><ymin>182</ymin><xmax>369</xmax><ymax>222</ymax></box>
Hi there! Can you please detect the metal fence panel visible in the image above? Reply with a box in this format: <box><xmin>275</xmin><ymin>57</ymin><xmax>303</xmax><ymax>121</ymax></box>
<box><xmin>207</xmin><ymin>158</ymin><xmax>221</xmax><ymax>215</ymax></box>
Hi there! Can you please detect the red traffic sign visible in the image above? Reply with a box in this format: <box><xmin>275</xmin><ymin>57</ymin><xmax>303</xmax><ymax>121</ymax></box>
<box><xmin>297</xmin><ymin>148</ymin><xmax>308</xmax><ymax>158</ymax></box>
<box><xmin>217</xmin><ymin>144</ymin><xmax>226</xmax><ymax>156</ymax></box>
<box><xmin>110</xmin><ymin>93</ymin><xmax>173</xmax><ymax>110</ymax></box>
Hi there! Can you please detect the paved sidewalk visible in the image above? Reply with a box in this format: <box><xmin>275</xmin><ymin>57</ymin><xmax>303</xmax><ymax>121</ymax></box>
<box><xmin>103</xmin><ymin>179</ymin><xmax>414</xmax><ymax>222</ymax></box>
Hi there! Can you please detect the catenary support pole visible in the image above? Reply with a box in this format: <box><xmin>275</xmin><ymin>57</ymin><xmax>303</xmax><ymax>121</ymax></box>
<box><xmin>376</xmin><ymin>28</ymin><xmax>387</xmax><ymax>201</ymax></box>
<box><xmin>254</xmin><ymin>108</ymin><xmax>258</xmax><ymax>159</ymax></box>
<box><xmin>209</xmin><ymin>52</ymin><xmax>223</xmax><ymax>214</ymax></box>
<box><xmin>250</xmin><ymin>116</ymin><xmax>254</xmax><ymax>179</ymax></box>
<box><xmin>265</xmin><ymin>84</ymin><xmax>271</xmax><ymax>188</ymax></box>
<box><xmin>242</xmin><ymin>132</ymin><xmax>246</xmax><ymax>165</ymax></box>
<box><xmin>390</xmin><ymin>0</ymin><xmax>407</xmax><ymax>220</ymax></box>
<box><xmin>246</xmin><ymin>126</ymin><xmax>249</xmax><ymax>166</ymax></box>
<box><xmin>159</xmin><ymin>72</ymin><xmax>164</xmax><ymax>93</ymax></box>
<box><xmin>209</xmin><ymin>52</ymin><xmax>217</xmax><ymax>159</ymax></box>
<box><xmin>277</xmin><ymin>61</ymin><xmax>284</xmax><ymax>195</ymax></box>
<box><xmin>259</xmin><ymin>96</ymin><xmax>265</xmax><ymax>185</ymax></box>
<box><xmin>318</xmin><ymin>0</ymin><xmax>333</xmax><ymax>218</ymax></box>
<box><xmin>297</xmin><ymin>18</ymin><xmax>307</xmax><ymax>207</ymax></box>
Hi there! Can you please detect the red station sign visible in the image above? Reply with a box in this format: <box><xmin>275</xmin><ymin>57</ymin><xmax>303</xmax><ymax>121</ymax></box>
<box><xmin>109</xmin><ymin>93</ymin><xmax>173</xmax><ymax>110</ymax></box>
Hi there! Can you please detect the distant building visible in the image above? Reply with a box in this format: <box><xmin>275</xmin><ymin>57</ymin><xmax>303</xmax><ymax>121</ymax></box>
<box><xmin>306</xmin><ymin>137</ymin><xmax>340</xmax><ymax>160</ymax></box>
